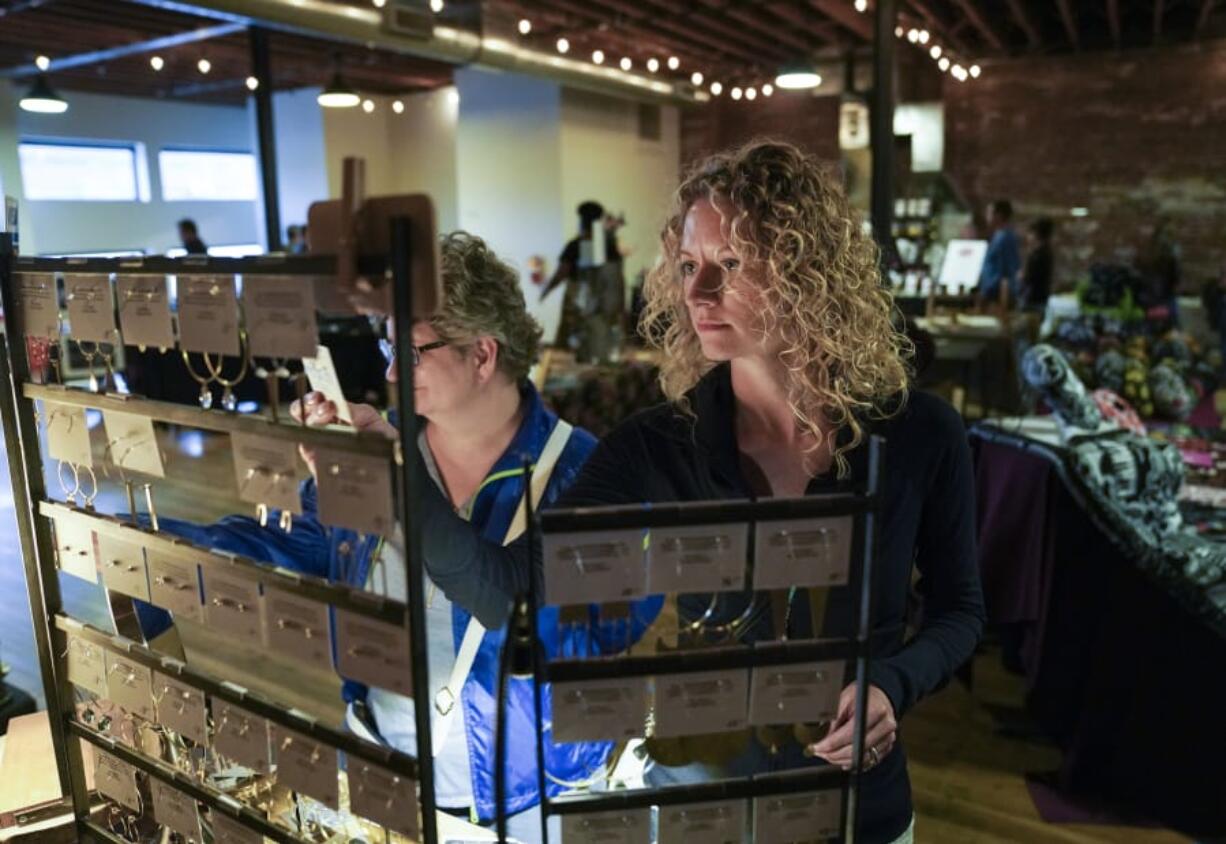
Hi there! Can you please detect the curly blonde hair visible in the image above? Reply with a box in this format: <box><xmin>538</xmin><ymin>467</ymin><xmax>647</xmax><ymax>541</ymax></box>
<box><xmin>640</xmin><ymin>139</ymin><xmax>912</xmax><ymax>477</ymax></box>
<box><xmin>433</xmin><ymin>231</ymin><xmax>543</xmax><ymax>382</ymax></box>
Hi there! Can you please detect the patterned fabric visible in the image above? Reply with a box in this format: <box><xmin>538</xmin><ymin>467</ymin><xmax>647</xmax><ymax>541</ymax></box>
<box><xmin>1021</xmin><ymin>344</ymin><xmax>1105</xmax><ymax>434</ymax></box>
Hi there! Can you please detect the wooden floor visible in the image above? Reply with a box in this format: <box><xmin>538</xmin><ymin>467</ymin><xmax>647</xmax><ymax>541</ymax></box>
<box><xmin>0</xmin><ymin>424</ymin><xmax>1196</xmax><ymax>842</ymax></box>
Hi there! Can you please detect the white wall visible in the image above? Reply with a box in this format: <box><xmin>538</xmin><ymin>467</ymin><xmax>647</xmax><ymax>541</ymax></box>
<box><xmin>387</xmin><ymin>88</ymin><xmax>459</xmax><ymax>233</ymax></box>
<box><xmin>894</xmin><ymin>103</ymin><xmax>944</xmax><ymax>173</ymax></box>
<box><xmin>270</xmin><ymin>87</ymin><xmax>329</xmax><ymax>235</ymax></box>
<box><xmin>0</xmin><ymin>85</ymin><xmax>28</xmax><ymax>251</ymax></box>
<box><xmin>10</xmin><ymin>89</ymin><xmax>261</xmax><ymax>256</ymax></box>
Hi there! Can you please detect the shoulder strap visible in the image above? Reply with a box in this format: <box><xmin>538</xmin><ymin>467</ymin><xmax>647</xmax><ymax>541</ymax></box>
<box><xmin>432</xmin><ymin>420</ymin><xmax>574</xmax><ymax>756</ymax></box>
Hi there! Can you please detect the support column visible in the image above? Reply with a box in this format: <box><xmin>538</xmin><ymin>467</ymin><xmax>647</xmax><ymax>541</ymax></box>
<box><xmin>870</xmin><ymin>0</ymin><xmax>897</xmax><ymax>254</ymax></box>
<box><xmin>249</xmin><ymin>26</ymin><xmax>281</xmax><ymax>251</ymax></box>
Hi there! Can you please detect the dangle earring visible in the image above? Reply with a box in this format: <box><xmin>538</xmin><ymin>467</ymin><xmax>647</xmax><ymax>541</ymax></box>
<box><xmin>202</xmin><ymin>331</ymin><xmax>250</xmax><ymax>412</ymax></box>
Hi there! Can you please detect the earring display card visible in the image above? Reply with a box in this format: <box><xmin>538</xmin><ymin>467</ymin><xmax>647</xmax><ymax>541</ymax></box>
<box><xmin>94</xmin><ymin>748</ymin><xmax>141</xmax><ymax>811</ymax></box>
<box><xmin>64</xmin><ymin>274</ymin><xmax>118</xmax><ymax>344</ymax></box>
<box><xmin>15</xmin><ymin>272</ymin><xmax>60</xmax><ymax>339</ymax></box>
<box><xmin>53</xmin><ymin>517</ymin><xmax>98</xmax><ymax>583</ymax></box>
<box><xmin>315</xmin><ymin>450</ymin><xmax>393</xmax><ymax>537</ymax></box>
<box><xmin>230</xmin><ymin>432</ymin><xmax>302</xmax><ymax>513</ymax></box>
<box><xmin>262</xmin><ymin>586</ymin><xmax>332</xmax><ymax>672</ymax></box>
<box><xmin>560</xmin><ymin>808</ymin><xmax>652</xmax><ymax>844</ymax></box>
<box><xmin>146</xmin><ymin>549</ymin><xmax>202</xmax><ymax>621</ymax></box>
<box><xmin>647</xmin><ymin>524</ymin><xmax>747</xmax><ymax>594</ymax></box>
<box><xmin>117</xmin><ymin>275</ymin><xmax>176</xmax><ymax>350</ymax></box>
<box><xmin>102</xmin><ymin>410</ymin><xmax>165</xmax><ymax>478</ymax></box>
<box><xmin>753</xmin><ymin>516</ymin><xmax>853</xmax><ymax>591</ymax></box>
<box><xmin>552</xmin><ymin>678</ymin><xmax>648</xmax><ymax>744</ymax></box>
<box><xmin>201</xmin><ymin>567</ymin><xmax>263</xmax><ymax>642</ymax></box>
<box><xmin>211</xmin><ymin>809</ymin><xmax>265</xmax><ymax>844</ymax></box>
<box><xmin>334</xmin><ymin>609</ymin><xmax>412</xmax><ymax>696</ymax></box>
<box><xmin>177</xmin><ymin>275</ymin><xmax>240</xmax><ymax>356</ymax></box>
<box><xmin>272</xmin><ymin>726</ymin><xmax>339</xmax><ymax>809</ymax></box>
<box><xmin>152</xmin><ymin>672</ymin><xmax>207</xmax><ymax>745</ymax></box>
<box><xmin>213</xmin><ymin>701</ymin><xmax>271</xmax><ymax>774</ymax></box>
<box><xmin>748</xmin><ymin>661</ymin><xmax>844</xmax><ymax>727</ymax></box>
<box><xmin>751</xmin><ymin>790</ymin><xmax>842</xmax><ymax>843</ymax></box>
<box><xmin>653</xmin><ymin>669</ymin><xmax>750</xmax><ymax>738</ymax></box>
<box><xmin>243</xmin><ymin>276</ymin><xmax>319</xmax><ymax>360</ymax></box>
<box><xmin>150</xmin><ymin>778</ymin><xmax>204</xmax><ymax>841</ymax></box>
<box><xmin>302</xmin><ymin>345</ymin><xmax>353</xmax><ymax>424</ymax></box>
<box><xmin>348</xmin><ymin>761</ymin><xmax>419</xmax><ymax>838</ymax></box>
<box><xmin>66</xmin><ymin>634</ymin><xmax>108</xmax><ymax>697</ymax></box>
<box><xmin>96</xmin><ymin>532</ymin><xmax>150</xmax><ymax>603</ymax></box>
<box><xmin>45</xmin><ymin>401</ymin><xmax>93</xmax><ymax>467</ymax></box>
<box><xmin>657</xmin><ymin>799</ymin><xmax>746</xmax><ymax>844</ymax></box>
<box><xmin>543</xmin><ymin>529</ymin><xmax>647</xmax><ymax>607</ymax></box>
<box><xmin>105</xmin><ymin>652</ymin><xmax>155</xmax><ymax>721</ymax></box>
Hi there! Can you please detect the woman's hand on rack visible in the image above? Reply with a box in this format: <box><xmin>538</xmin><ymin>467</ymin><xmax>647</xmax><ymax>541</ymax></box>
<box><xmin>805</xmin><ymin>683</ymin><xmax>897</xmax><ymax>771</ymax></box>
<box><xmin>291</xmin><ymin>391</ymin><xmax>397</xmax><ymax>476</ymax></box>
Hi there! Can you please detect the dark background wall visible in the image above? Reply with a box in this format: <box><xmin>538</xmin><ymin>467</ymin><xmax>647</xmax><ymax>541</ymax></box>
<box><xmin>679</xmin><ymin>92</ymin><xmax>842</xmax><ymax>169</ymax></box>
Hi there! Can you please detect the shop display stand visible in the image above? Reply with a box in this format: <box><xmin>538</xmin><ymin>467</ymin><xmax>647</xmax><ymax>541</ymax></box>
<box><xmin>0</xmin><ymin>228</ymin><xmax>440</xmax><ymax>843</ymax></box>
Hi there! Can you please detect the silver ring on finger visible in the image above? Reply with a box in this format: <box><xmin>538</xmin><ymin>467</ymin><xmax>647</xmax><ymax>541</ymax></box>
<box><xmin>867</xmin><ymin>745</ymin><xmax>880</xmax><ymax>768</ymax></box>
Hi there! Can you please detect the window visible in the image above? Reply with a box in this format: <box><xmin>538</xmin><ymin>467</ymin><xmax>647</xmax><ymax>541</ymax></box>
<box><xmin>159</xmin><ymin>149</ymin><xmax>258</xmax><ymax>201</ymax></box>
<box><xmin>19</xmin><ymin>141</ymin><xmax>139</xmax><ymax>201</ymax></box>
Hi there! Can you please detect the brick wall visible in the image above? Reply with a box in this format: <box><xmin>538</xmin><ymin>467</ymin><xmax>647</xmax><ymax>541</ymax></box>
<box><xmin>944</xmin><ymin>42</ymin><xmax>1226</xmax><ymax>290</ymax></box>
<box><xmin>679</xmin><ymin>93</ymin><xmax>842</xmax><ymax>170</ymax></box>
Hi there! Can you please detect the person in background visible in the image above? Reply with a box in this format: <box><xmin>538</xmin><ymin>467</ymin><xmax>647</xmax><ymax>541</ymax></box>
<box><xmin>285</xmin><ymin>224</ymin><xmax>308</xmax><ymax>254</ymax></box>
<box><xmin>177</xmin><ymin>218</ymin><xmax>207</xmax><ymax>255</ymax></box>
<box><xmin>542</xmin><ymin>200</ymin><xmax>626</xmax><ymax>363</ymax></box>
<box><xmin>978</xmin><ymin>199</ymin><xmax>1021</xmax><ymax>307</ymax></box>
<box><xmin>1021</xmin><ymin>217</ymin><xmax>1055</xmax><ymax>311</ymax></box>
<box><xmin>1139</xmin><ymin>218</ymin><xmax>1182</xmax><ymax>324</ymax></box>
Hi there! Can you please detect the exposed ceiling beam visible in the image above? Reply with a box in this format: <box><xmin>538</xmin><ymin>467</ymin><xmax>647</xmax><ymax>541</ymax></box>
<box><xmin>1055</xmin><ymin>0</ymin><xmax>1081</xmax><ymax>49</ymax></box>
<box><xmin>705</xmin><ymin>2</ymin><xmax>820</xmax><ymax>54</ymax></box>
<box><xmin>1197</xmin><ymin>0</ymin><xmax>1216</xmax><ymax>37</ymax></box>
<box><xmin>574</xmin><ymin>0</ymin><xmax>784</xmax><ymax>65</ymax></box>
<box><xmin>765</xmin><ymin>1</ymin><xmax>844</xmax><ymax>47</ymax></box>
<box><xmin>1154</xmin><ymin>0</ymin><xmax>1164</xmax><ymax>40</ymax></box>
<box><xmin>948</xmin><ymin>0</ymin><xmax>1005</xmax><ymax>51</ymax></box>
<box><xmin>807</xmin><ymin>0</ymin><xmax>874</xmax><ymax>41</ymax></box>
<box><xmin>905</xmin><ymin>0</ymin><xmax>971</xmax><ymax>54</ymax></box>
<box><xmin>1106</xmin><ymin>0</ymin><xmax>1121</xmax><ymax>47</ymax></box>
<box><xmin>0</xmin><ymin>22</ymin><xmax>245</xmax><ymax>78</ymax></box>
<box><xmin>1004</xmin><ymin>0</ymin><xmax>1041</xmax><ymax>48</ymax></box>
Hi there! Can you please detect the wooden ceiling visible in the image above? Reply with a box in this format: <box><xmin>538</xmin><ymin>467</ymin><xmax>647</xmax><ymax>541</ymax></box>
<box><xmin>1</xmin><ymin>0</ymin><xmax>1223</xmax><ymax>105</ymax></box>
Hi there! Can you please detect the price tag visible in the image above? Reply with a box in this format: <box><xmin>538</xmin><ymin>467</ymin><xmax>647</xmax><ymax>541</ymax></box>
<box><xmin>96</xmin><ymin>532</ymin><xmax>150</xmax><ymax>602</ymax></box>
<box><xmin>150</xmin><ymin>778</ymin><xmax>203</xmax><ymax>841</ymax></box>
<box><xmin>262</xmin><ymin>586</ymin><xmax>332</xmax><ymax>672</ymax></box>
<box><xmin>315</xmin><ymin>450</ymin><xmax>393</xmax><ymax>537</ymax></box>
<box><xmin>64</xmin><ymin>274</ymin><xmax>118</xmax><ymax>344</ymax></box>
<box><xmin>152</xmin><ymin>672</ymin><xmax>207</xmax><ymax>745</ymax></box>
<box><xmin>15</xmin><ymin>272</ymin><xmax>60</xmax><ymax>339</ymax></box>
<box><xmin>105</xmin><ymin>653</ymin><xmax>155</xmax><ymax>720</ymax></box>
<box><xmin>653</xmin><ymin>669</ymin><xmax>749</xmax><ymax>738</ymax></box>
<box><xmin>201</xmin><ymin>567</ymin><xmax>263</xmax><ymax>642</ymax></box>
<box><xmin>53</xmin><ymin>517</ymin><xmax>98</xmax><ymax>584</ymax></box>
<box><xmin>752</xmin><ymin>790</ymin><xmax>843</xmax><ymax>843</ymax></box>
<box><xmin>177</xmin><ymin>275</ymin><xmax>240</xmax><ymax>356</ymax></box>
<box><xmin>753</xmin><ymin>517</ymin><xmax>853</xmax><ymax>591</ymax></box>
<box><xmin>647</xmin><ymin>524</ymin><xmax>747</xmax><ymax>594</ymax></box>
<box><xmin>302</xmin><ymin>345</ymin><xmax>353</xmax><ymax>424</ymax></box>
<box><xmin>146</xmin><ymin>549</ymin><xmax>202</xmax><ymax>621</ymax></box>
<box><xmin>94</xmin><ymin>749</ymin><xmax>140</xmax><ymax>811</ymax></box>
<box><xmin>102</xmin><ymin>410</ymin><xmax>164</xmax><ymax>478</ymax></box>
<box><xmin>560</xmin><ymin>808</ymin><xmax>651</xmax><ymax>844</ymax></box>
<box><xmin>334</xmin><ymin>609</ymin><xmax>412</xmax><ymax>696</ymax></box>
<box><xmin>244</xmin><ymin>276</ymin><xmax>319</xmax><ymax>360</ymax></box>
<box><xmin>117</xmin><ymin>275</ymin><xmax>175</xmax><ymax>350</ymax></box>
<box><xmin>544</xmin><ymin>529</ymin><xmax>646</xmax><ymax>607</ymax></box>
<box><xmin>213</xmin><ymin>701</ymin><xmax>271</xmax><ymax>774</ymax></box>
<box><xmin>658</xmin><ymin>799</ymin><xmax>746</xmax><ymax>844</ymax></box>
<box><xmin>552</xmin><ymin>678</ymin><xmax>647</xmax><ymax>744</ymax></box>
<box><xmin>65</xmin><ymin>634</ymin><xmax>108</xmax><ymax>697</ymax></box>
<box><xmin>231</xmin><ymin>433</ymin><xmax>301</xmax><ymax>513</ymax></box>
<box><xmin>348</xmin><ymin>761</ymin><xmax>419</xmax><ymax>838</ymax></box>
<box><xmin>748</xmin><ymin>661</ymin><xmax>844</xmax><ymax>727</ymax></box>
<box><xmin>211</xmin><ymin>810</ymin><xmax>265</xmax><ymax>844</ymax></box>
<box><xmin>44</xmin><ymin>401</ymin><xmax>92</xmax><ymax>467</ymax></box>
<box><xmin>272</xmin><ymin>726</ymin><xmax>339</xmax><ymax>809</ymax></box>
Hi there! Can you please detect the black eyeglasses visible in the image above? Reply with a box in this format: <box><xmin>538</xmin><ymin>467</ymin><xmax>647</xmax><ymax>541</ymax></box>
<box><xmin>379</xmin><ymin>338</ymin><xmax>448</xmax><ymax>366</ymax></box>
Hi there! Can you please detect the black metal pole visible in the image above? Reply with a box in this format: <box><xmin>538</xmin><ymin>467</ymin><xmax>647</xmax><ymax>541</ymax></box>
<box><xmin>870</xmin><ymin>0</ymin><xmax>898</xmax><ymax>254</ymax></box>
<box><xmin>249</xmin><ymin>26</ymin><xmax>281</xmax><ymax>252</ymax></box>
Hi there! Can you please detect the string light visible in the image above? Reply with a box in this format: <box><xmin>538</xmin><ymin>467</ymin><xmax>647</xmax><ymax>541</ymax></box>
<box><xmin>970</xmin><ymin>64</ymin><xmax>982</xmax><ymax>78</ymax></box>
<box><xmin>761</xmin><ymin>82</ymin><xmax>773</xmax><ymax>96</ymax></box>
<box><xmin>392</xmin><ymin>99</ymin><xmax>404</xmax><ymax>113</ymax></box>
<box><xmin>150</xmin><ymin>55</ymin><xmax>164</xmax><ymax>71</ymax></box>
<box><xmin>691</xmin><ymin>71</ymin><xmax>703</xmax><ymax>86</ymax></box>
<box><xmin>895</xmin><ymin>26</ymin><xmax>904</xmax><ymax>38</ymax></box>
<box><xmin>362</xmin><ymin>98</ymin><xmax>375</xmax><ymax>112</ymax></box>
<box><xmin>429</xmin><ymin>0</ymin><xmax>443</xmax><ymax>12</ymax></box>
<box><xmin>619</xmin><ymin>56</ymin><xmax>632</xmax><ymax>71</ymax></box>
<box><xmin>930</xmin><ymin>45</ymin><xmax>942</xmax><ymax>59</ymax></box>
<box><xmin>745</xmin><ymin>86</ymin><xmax>757</xmax><ymax>100</ymax></box>
<box><xmin>667</xmin><ymin>56</ymin><xmax>680</xmax><ymax>70</ymax></box>
<box><xmin>918</xmin><ymin>29</ymin><xmax>930</xmax><ymax>44</ymax></box>
<box><xmin>907</xmin><ymin>29</ymin><xmax>920</xmax><ymax>43</ymax></box>
<box><xmin>556</xmin><ymin>37</ymin><xmax>569</xmax><ymax>54</ymax></box>
<box><xmin>372</xmin><ymin>0</ymin><xmax>386</xmax><ymax>6</ymax></box>
<box><xmin>592</xmin><ymin>49</ymin><xmax>604</xmax><ymax>64</ymax></box>
<box><xmin>710</xmin><ymin>81</ymin><xmax>722</xmax><ymax>95</ymax></box>
<box><xmin>35</xmin><ymin>55</ymin><xmax>50</xmax><ymax>71</ymax></box>
<box><xmin>647</xmin><ymin>57</ymin><xmax>660</xmax><ymax>73</ymax></box>
<box><xmin>517</xmin><ymin>19</ymin><xmax>531</xmax><ymax>35</ymax></box>
<box><xmin>938</xmin><ymin>57</ymin><xmax>950</xmax><ymax>71</ymax></box>
<box><xmin>730</xmin><ymin>86</ymin><xmax>742</xmax><ymax>100</ymax></box>
<box><xmin>197</xmin><ymin>58</ymin><xmax>211</xmax><ymax>74</ymax></box>
<box><xmin>245</xmin><ymin>76</ymin><xmax>259</xmax><ymax>91</ymax></box>
<box><xmin>854</xmin><ymin>0</ymin><xmax>868</xmax><ymax>10</ymax></box>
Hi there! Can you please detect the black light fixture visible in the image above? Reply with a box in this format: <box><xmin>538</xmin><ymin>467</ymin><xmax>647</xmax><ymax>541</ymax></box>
<box><xmin>19</xmin><ymin>74</ymin><xmax>68</xmax><ymax>113</ymax></box>
<box><xmin>317</xmin><ymin>54</ymin><xmax>360</xmax><ymax>108</ymax></box>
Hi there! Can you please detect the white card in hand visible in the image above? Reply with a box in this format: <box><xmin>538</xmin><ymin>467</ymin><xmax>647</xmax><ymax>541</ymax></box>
<box><xmin>96</xmin><ymin>532</ymin><xmax>150</xmax><ymax>602</ymax></box>
<box><xmin>116</xmin><ymin>275</ymin><xmax>175</xmax><ymax>350</ymax></box>
<box><xmin>647</xmin><ymin>524</ymin><xmax>747</xmax><ymax>594</ymax></box>
<box><xmin>302</xmin><ymin>344</ymin><xmax>353</xmax><ymax>424</ymax></box>
<box><xmin>150</xmin><ymin>777</ymin><xmax>203</xmax><ymax>840</ymax></box>
<box><xmin>95</xmin><ymin>749</ymin><xmax>140</xmax><ymax>810</ymax></box>
<box><xmin>213</xmin><ymin>701</ymin><xmax>271</xmax><ymax>774</ymax></box>
<box><xmin>15</xmin><ymin>272</ymin><xmax>60</xmax><ymax>340</ymax></box>
<box><xmin>748</xmin><ymin>661</ymin><xmax>844</xmax><ymax>727</ymax></box>
<box><xmin>64</xmin><ymin>274</ymin><xmax>118</xmax><ymax>344</ymax></box>
<box><xmin>552</xmin><ymin>678</ymin><xmax>647</xmax><ymax>744</ymax></box>
<box><xmin>273</xmin><ymin>726</ymin><xmax>339</xmax><ymax>809</ymax></box>
<box><xmin>53</xmin><ymin>517</ymin><xmax>97</xmax><ymax>583</ymax></box>
<box><xmin>752</xmin><ymin>790</ymin><xmax>843</xmax><ymax>843</ymax></box>
<box><xmin>315</xmin><ymin>450</ymin><xmax>393</xmax><ymax>537</ymax></box>
<box><xmin>65</xmin><ymin>634</ymin><xmax>108</xmax><ymax>697</ymax></box>
<box><xmin>652</xmin><ymin>669</ymin><xmax>750</xmax><ymax>738</ymax></box>
<box><xmin>262</xmin><ymin>586</ymin><xmax>332</xmax><ymax>672</ymax></box>
<box><xmin>753</xmin><ymin>517</ymin><xmax>853</xmax><ymax>591</ymax></box>
<box><xmin>657</xmin><ymin>799</ymin><xmax>746</xmax><ymax>844</ymax></box>
<box><xmin>544</xmin><ymin>529</ymin><xmax>646</xmax><ymax>607</ymax></box>
<box><xmin>152</xmin><ymin>672</ymin><xmax>207</xmax><ymax>745</ymax></box>
<box><xmin>105</xmin><ymin>652</ymin><xmax>155</xmax><ymax>721</ymax></box>
<box><xmin>146</xmin><ymin>550</ymin><xmax>202</xmax><ymax>621</ymax></box>
<box><xmin>177</xmin><ymin>275</ymin><xmax>240</xmax><ymax>356</ymax></box>
<box><xmin>243</xmin><ymin>275</ymin><xmax>319</xmax><ymax>360</ymax></box>
<box><xmin>201</xmin><ymin>567</ymin><xmax>263</xmax><ymax>642</ymax></box>
<box><xmin>45</xmin><ymin>401</ymin><xmax>92</xmax><ymax>467</ymax></box>
<box><xmin>102</xmin><ymin>410</ymin><xmax>164</xmax><ymax>478</ymax></box>
<box><xmin>335</xmin><ymin>609</ymin><xmax>412</xmax><ymax>696</ymax></box>
<box><xmin>348</xmin><ymin>761</ymin><xmax>419</xmax><ymax>838</ymax></box>
<box><xmin>561</xmin><ymin>808</ymin><xmax>651</xmax><ymax>844</ymax></box>
<box><xmin>211</xmin><ymin>810</ymin><xmax>265</xmax><ymax>844</ymax></box>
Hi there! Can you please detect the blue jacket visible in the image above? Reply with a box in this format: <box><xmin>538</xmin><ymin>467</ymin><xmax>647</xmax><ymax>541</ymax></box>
<box><xmin>136</xmin><ymin>383</ymin><xmax>658</xmax><ymax>820</ymax></box>
<box><xmin>979</xmin><ymin>226</ymin><xmax>1022</xmax><ymax>301</ymax></box>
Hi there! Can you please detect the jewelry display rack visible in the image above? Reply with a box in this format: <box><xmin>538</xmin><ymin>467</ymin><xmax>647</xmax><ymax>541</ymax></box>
<box><xmin>0</xmin><ymin>223</ymin><xmax>440</xmax><ymax>843</ymax></box>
